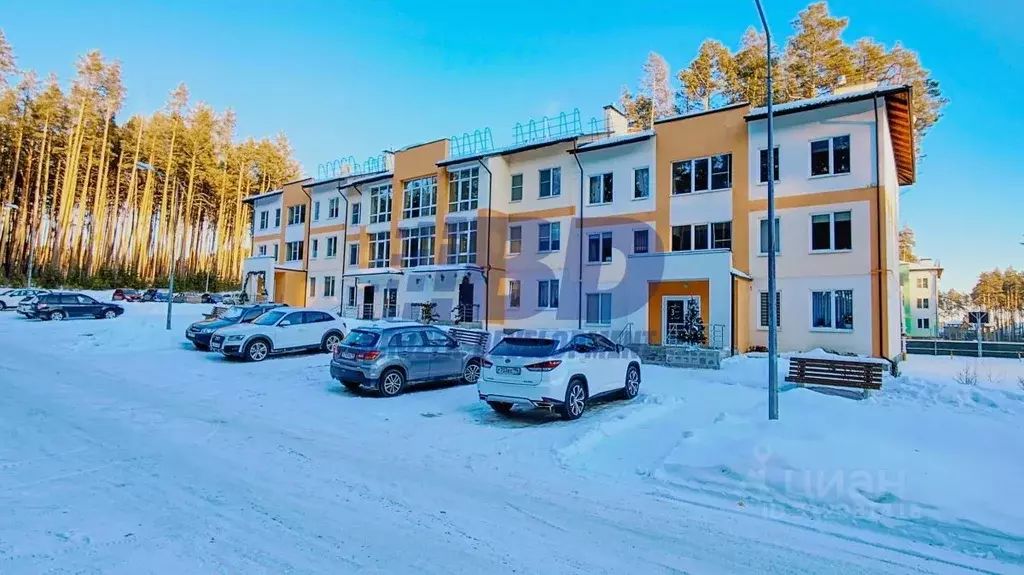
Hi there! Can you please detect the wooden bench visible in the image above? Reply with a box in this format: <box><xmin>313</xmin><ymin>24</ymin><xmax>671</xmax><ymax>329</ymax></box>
<box><xmin>785</xmin><ymin>356</ymin><xmax>884</xmax><ymax>396</ymax></box>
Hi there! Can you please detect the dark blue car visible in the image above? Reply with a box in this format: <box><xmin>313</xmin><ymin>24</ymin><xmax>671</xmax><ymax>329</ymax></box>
<box><xmin>185</xmin><ymin>303</ymin><xmax>285</xmax><ymax>350</ymax></box>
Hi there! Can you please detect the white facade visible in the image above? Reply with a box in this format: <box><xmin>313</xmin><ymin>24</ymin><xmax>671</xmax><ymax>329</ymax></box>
<box><xmin>905</xmin><ymin>259</ymin><xmax>941</xmax><ymax>338</ymax></box>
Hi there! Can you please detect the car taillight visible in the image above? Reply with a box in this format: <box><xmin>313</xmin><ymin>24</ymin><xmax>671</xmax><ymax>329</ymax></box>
<box><xmin>356</xmin><ymin>350</ymin><xmax>381</xmax><ymax>361</ymax></box>
<box><xmin>525</xmin><ymin>360</ymin><xmax>562</xmax><ymax>372</ymax></box>
<box><xmin>332</xmin><ymin>346</ymin><xmax>342</xmax><ymax>358</ymax></box>
<box><xmin>481</xmin><ymin>359</ymin><xmax>493</xmax><ymax>368</ymax></box>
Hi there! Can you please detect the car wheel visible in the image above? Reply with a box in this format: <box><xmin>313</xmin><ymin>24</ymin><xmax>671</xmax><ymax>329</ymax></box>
<box><xmin>560</xmin><ymin>378</ymin><xmax>588</xmax><ymax>421</ymax></box>
<box><xmin>342</xmin><ymin>381</ymin><xmax>361</xmax><ymax>393</ymax></box>
<box><xmin>0</xmin><ymin>302</ymin><xmax>6</xmax><ymax>310</ymax></box>
<box><xmin>462</xmin><ymin>359</ymin><xmax>481</xmax><ymax>384</ymax></box>
<box><xmin>103</xmin><ymin>309</ymin><xmax>117</xmax><ymax>319</ymax></box>
<box><xmin>322</xmin><ymin>332</ymin><xmax>342</xmax><ymax>353</ymax></box>
<box><xmin>378</xmin><ymin>368</ymin><xmax>405</xmax><ymax>397</ymax></box>
<box><xmin>487</xmin><ymin>401</ymin><xmax>514</xmax><ymax>415</ymax></box>
<box><xmin>622</xmin><ymin>364</ymin><xmax>641</xmax><ymax>399</ymax></box>
<box><xmin>49</xmin><ymin>310</ymin><xmax>66</xmax><ymax>321</ymax></box>
<box><xmin>245</xmin><ymin>339</ymin><xmax>270</xmax><ymax>362</ymax></box>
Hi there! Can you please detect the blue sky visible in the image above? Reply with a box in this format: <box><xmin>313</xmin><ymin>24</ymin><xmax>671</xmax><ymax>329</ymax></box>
<box><xmin>2</xmin><ymin>0</ymin><xmax>1021</xmax><ymax>290</ymax></box>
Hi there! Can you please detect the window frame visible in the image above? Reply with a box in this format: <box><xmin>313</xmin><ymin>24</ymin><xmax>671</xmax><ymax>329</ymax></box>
<box><xmin>508</xmin><ymin>225</ymin><xmax>522</xmax><ymax>255</ymax></box>
<box><xmin>327</xmin><ymin>197</ymin><xmax>340</xmax><ymax>219</ymax></box>
<box><xmin>286</xmin><ymin>204</ymin><xmax>306</xmax><ymax>226</ymax></box>
<box><xmin>537</xmin><ymin>279</ymin><xmax>559</xmax><ymax>309</ymax></box>
<box><xmin>369</xmin><ymin>183</ymin><xmax>393</xmax><ymax>224</ymax></box>
<box><xmin>587</xmin><ymin>172</ymin><xmax>614</xmax><ymax>205</ymax></box>
<box><xmin>323</xmin><ymin>275</ymin><xmax>336</xmax><ymax>297</ymax></box>
<box><xmin>758</xmin><ymin>217</ymin><xmax>781</xmax><ymax>255</ymax></box>
<box><xmin>539</xmin><ymin>167</ymin><xmax>561</xmax><ymax>198</ymax></box>
<box><xmin>259</xmin><ymin>211</ymin><xmax>269</xmax><ymax>230</ymax></box>
<box><xmin>311</xmin><ymin>238</ymin><xmax>319</xmax><ymax>259</ymax></box>
<box><xmin>917</xmin><ymin>318</ymin><xmax>930</xmax><ymax>330</ymax></box>
<box><xmin>308</xmin><ymin>276</ymin><xmax>316</xmax><ymax>298</ymax></box>
<box><xmin>585</xmin><ymin>292</ymin><xmax>613</xmax><ymax>326</ymax></box>
<box><xmin>348</xmin><ymin>243</ymin><xmax>359</xmax><ymax>266</ymax></box>
<box><xmin>401</xmin><ymin>225</ymin><xmax>436</xmax><ymax>268</ymax></box>
<box><xmin>671</xmin><ymin>153</ymin><xmax>733</xmax><ymax>195</ymax></box>
<box><xmin>313</xmin><ymin>200</ymin><xmax>321</xmax><ymax>222</ymax></box>
<box><xmin>274</xmin><ymin>208</ymin><xmax>281</xmax><ymax>228</ymax></box>
<box><xmin>670</xmin><ymin>221</ymin><xmax>732</xmax><ymax>252</ymax></box>
<box><xmin>350</xmin><ymin>202</ymin><xmax>361</xmax><ymax>225</ymax></box>
<box><xmin>587</xmin><ymin>231</ymin><xmax>613</xmax><ymax>264</ymax></box>
<box><xmin>633</xmin><ymin>228</ymin><xmax>649</xmax><ymax>254</ymax></box>
<box><xmin>285</xmin><ymin>240</ymin><xmax>304</xmax><ymax>262</ymax></box>
<box><xmin>368</xmin><ymin>231</ymin><xmax>391</xmax><ymax>268</ymax></box>
<box><xmin>809</xmin><ymin>135</ymin><xmax>851</xmax><ymax>178</ymax></box>
<box><xmin>758</xmin><ymin>290</ymin><xmax>781</xmax><ymax>329</ymax></box>
<box><xmin>448</xmin><ymin>167</ymin><xmax>480</xmax><ymax>213</ymax></box>
<box><xmin>510</xmin><ymin>173</ymin><xmax>524</xmax><ymax>202</ymax></box>
<box><xmin>758</xmin><ymin>146</ymin><xmax>780</xmax><ymax>184</ymax></box>
<box><xmin>810</xmin><ymin>289</ymin><xmax>854</xmax><ymax>331</ymax></box>
<box><xmin>326</xmin><ymin>236</ymin><xmax>338</xmax><ymax>259</ymax></box>
<box><xmin>507</xmin><ymin>279</ymin><xmax>521</xmax><ymax>309</ymax></box>
<box><xmin>809</xmin><ymin>210</ymin><xmax>853</xmax><ymax>253</ymax></box>
<box><xmin>916</xmin><ymin>297</ymin><xmax>930</xmax><ymax>309</ymax></box>
<box><xmin>402</xmin><ymin>175</ymin><xmax>438</xmax><ymax>219</ymax></box>
<box><xmin>446</xmin><ymin>220</ymin><xmax>477</xmax><ymax>265</ymax></box>
<box><xmin>633</xmin><ymin>166</ymin><xmax>650</xmax><ymax>199</ymax></box>
<box><xmin>538</xmin><ymin>222</ymin><xmax>561</xmax><ymax>253</ymax></box>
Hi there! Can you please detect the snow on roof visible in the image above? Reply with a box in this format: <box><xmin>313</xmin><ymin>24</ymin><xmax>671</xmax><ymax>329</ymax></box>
<box><xmin>746</xmin><ymin>85</ymin><xmax>910</xmax><ymax>119</ymax></box>
<box><xmin>241</xmin><ymin>189</ymin><xmax>284</xmax><ymax>204</ymax></box>
<box><xmin>574</xmin><ymin>130</ymin><xmax>654</xmax><ymax>152</ymax></box>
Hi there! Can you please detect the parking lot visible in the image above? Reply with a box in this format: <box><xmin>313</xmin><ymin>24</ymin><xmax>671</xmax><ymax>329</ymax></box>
<box><xmin>1</xmin><ymin>302</ymin><xmax>1018</xmax><ymax>574</ymax></box>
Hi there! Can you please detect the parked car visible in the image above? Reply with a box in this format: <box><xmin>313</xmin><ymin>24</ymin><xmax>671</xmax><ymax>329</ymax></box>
<box><xmin>185</xmin><ymin>303</ymin><xmax>286</xmax><ymax>350</ymax></box>
<box><xmin>142</xmin><ymin>288</ymin><xmax>169</xmax><ymax>302</ymax></box>
<box><xmin>201</xmin><ymin>293</ymin><xmax>223</xmax><ymax>304</ymax></box>
<box><xmin>477</xmin><ymin>332</ymin><xmax>642</xmax><ymax>420</ymax></box>
<box><xmin>112</xmin><ymin>288</ymin><xmax>142</xmax><ymax>302</ymax></box>
<box><xmin>210</xmin><ymin>307</ymin><xmax>346</xmax><ymax>362</ymax></box>
<box><xmin>0</xmin><ymin>288</ymin><xmax>49</xmax><ymax>310</ymax></box>
<box><xmin>17</xmin><ymin>295</ymin><xmax>39</xmax><ymax>317</ymax></box>
<box><xmin>330</xmin><ymin>323</ymin><xmax>486</xmax><ymax>397</ymax></box>
<box><xmin>24</xmin><ymin>292</ymin><xmax>125</xmax><ymax>321</ymax></box>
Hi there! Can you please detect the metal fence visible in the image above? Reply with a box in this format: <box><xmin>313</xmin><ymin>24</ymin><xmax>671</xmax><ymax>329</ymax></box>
<box><xmin>906</xmin><ymin>338</ymin><xmax>1024</xmax><ymax>359</ymax></box>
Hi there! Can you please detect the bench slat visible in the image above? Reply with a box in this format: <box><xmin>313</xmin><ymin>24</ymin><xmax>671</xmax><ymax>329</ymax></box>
<box><xmin>786</xmin><ymin>356</ymin><xmax>885</xmax><ymax>390</ymax></box>
<box><xmin>785</xmin><ymin>375</ymin><xmax>882</xmax><ymax>390</ymax></box>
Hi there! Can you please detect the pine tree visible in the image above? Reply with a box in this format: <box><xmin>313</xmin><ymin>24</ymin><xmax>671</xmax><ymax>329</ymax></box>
<box><xmin>677</xmin><ymin>39</ymin><xmax>733</xmax><ymax>112</ymax></box>
<box><xmin>641</xmin><ymin>52</ymin><xmax>675</xmax><ymax>119</ymax></box>
<box><xmin>898</xmin><ymin>226</ymin><xmax>918</xmax><ymax>262</ymax></box>
<box><xmin>619</xmin><ymin>87</ymin><xmax>655</xmax><ymax>131</ymax></box>
<box><xmin>682</xmin><ymin>299</ymin><xmax>706</xmax><ymax>347</ymax></box>
<box><xmin>783</xmin><ymin>2</ymin><xmax>856</xmax><ymax>99</ymax></box>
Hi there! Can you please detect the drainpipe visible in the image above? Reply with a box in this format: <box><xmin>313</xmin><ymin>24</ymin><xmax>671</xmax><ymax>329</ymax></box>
<box><xmin>301</xmin><ymin>185</ymin><xmax>312</xmax><ymax>306</ymax></box>
<box><xmin>874</xmin><ymin>97</ymin><xmax>885</xmax><ymax>360</ymax></box>
<box><xmin>477</xmin><ymin>158</ymin><xmax>493</xmax><ymax>330</ymax></box>
<box><xmin>571</xmin><ymin>143</ymin><xmax>584</xmax><ymax>330</ymax></box>
<box><xmin>337</xmin><ymin>181</ymin><xmax>363</xmax><ymax>315</ymax></box>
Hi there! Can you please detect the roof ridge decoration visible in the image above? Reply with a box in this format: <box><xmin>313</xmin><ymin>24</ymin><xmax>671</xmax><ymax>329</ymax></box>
<box><xmin>315</xmin><ymin>154</ymin><xmax>392</xmax><ymax>181</ymax></box>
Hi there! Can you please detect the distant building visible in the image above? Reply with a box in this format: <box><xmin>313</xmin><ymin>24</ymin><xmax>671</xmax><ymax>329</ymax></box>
<box><xmin>901</xmin><ymin>258</ymin><xmax>942</xmax><ymax>338</ymax></box>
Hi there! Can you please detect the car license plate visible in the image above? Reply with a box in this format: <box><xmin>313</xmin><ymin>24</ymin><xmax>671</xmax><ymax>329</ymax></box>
<box><xmin>341</xmin><ymin>352</ymin><xmax>355</xmax><ymax>359</ymax></box>
<box><xmin>496</xmin><ymin>366</ymin><xmax>521</xmax><ymax>376</ymax></box>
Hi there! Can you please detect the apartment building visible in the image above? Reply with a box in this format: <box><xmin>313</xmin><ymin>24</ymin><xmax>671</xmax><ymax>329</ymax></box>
<box><xmin>240</xmin><ymin>84</ymin><xmax>915</xmax><ymax>360</ymax></box>
<box><xmin>242</xmin><ymin>177</ymin><xmax>313</xmax><ymax>307</ymax></box>
<box><xmin>901</xmin><ymin>258</ymin><xmax>942</xmax><ymax>338</ymax></box>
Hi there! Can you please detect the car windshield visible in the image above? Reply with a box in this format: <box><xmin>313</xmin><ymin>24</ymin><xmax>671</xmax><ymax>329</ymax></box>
<box><xmin>221</xmin><ymin>306</ymin><xmax>246</xmax><ymax>320</ymax></box>
<box><xmin>343</xmin><ymin>329</ymin><xmax>381</xmax><ymax>348</ymax></box>
<box><xmin>489</xmin><ymin>338</ymin><xmax>560</xmax><ymax>357</ymax></box>
<box><xmin>253</xmin><ymin>310</ymin><xmax>286</xmax><ymax>326</ymax></box>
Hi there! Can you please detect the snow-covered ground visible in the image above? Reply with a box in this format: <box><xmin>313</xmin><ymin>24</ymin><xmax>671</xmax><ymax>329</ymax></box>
<box><xmin>0</xmin><ymin>304</ymin><xmax>1021</xmax><ymax>574</ymax></box>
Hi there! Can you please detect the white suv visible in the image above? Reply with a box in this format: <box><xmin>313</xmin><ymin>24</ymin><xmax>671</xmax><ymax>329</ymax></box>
<box><xmin>477</xmin><ymin>332</ymin><xmax>642</xmax><ymax>420</ymax></box>
<box><xmin>210</xmin><ymin>307</ymin><xmax>347</xmax><ymax>362</ymax></box>
<box><xmin>0</xmin><ymin>288</ymin><xmax>49</xmax><ymax>310</ymax></box>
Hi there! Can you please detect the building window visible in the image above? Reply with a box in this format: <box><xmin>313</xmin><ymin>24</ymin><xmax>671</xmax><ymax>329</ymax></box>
<box><xmin>811</xmin><ymin>289</ymin><xmax>853</xmax><ymax>330</ymax></box>
<box><xmin>539</xmin><ymin>167</ymin><xmax>561</xmax><ymax>198</ymax></box>
<box><xmin>285</xmin><ymin>240</ymin><xmax>304</xmax><ymax>262</ymax></box>
<box><xmin>634</xmin><ymin>167</ymin><xmax>650</xmax><ymax>199</ymax></box>
<box><xmin>448</xmin><ymin>167</ymin><xmax>480</xmax><ymax>212</ymax></box>
<box><xmin>588</xmin><ymin>173</ymin><xmax>613</xmax><ymax>205</ymax></box>
<box><xmin>369</xmin><ymin>184</ymin><xmax>392</xmax><ymax>224</ymax></box>
<box><xmin>446</xmin><ymin>220</ymin><xmax>477</xmax><ymax>264</ymax></box>
<box><xmin>510</xmin><ymin>174</ymin><xmax>523</xmax><ymax>202</ymax></box>
<box><xmin>671</xmin><ymin>222</ymin><xmax>731</xmax><ymax>252</ymax></box>
<box><xmin>759</xmin><ymin>147</ymin><xmax>780</xmax><ymax>183</ymax></box>
<box><xmin>538</xmin><ymin>222</ymin><xmax>560</xmax><ymax>252</ymax></box>
<box><xmin>917</xmin><ymin>318</ymin><xmax>930</xmax><ymax>329</ymax></box>
<box><xmin>810</xmin><ymin>211</ymin><xmax>852</xmax><ymax>251</ymax></box>
<box><xmin>538</xmin><ymin>279</ymin><xmax>559</xmax><ymax>309</ymax></box>
<box><xmin>348</xmin><ymin>243</ymin><xmax>359</xmax><ymax>266</ymax></box>
<box><xmin>508</xmin><ymin>279</ymin><xmax>521</xmax><ymax>309</ymax></box>
<box><xmin>403</xmin><ymin>176</ymin><xmax>437</xmax><ymax>218</ymax></box>
<box><xmin>309</xmin><ymin>277</ymin><xmax>316</xmax><ymax>297</ymax></box>
<box><xmin>633</xmin><ymin>229</ymin><xmax>649</xmax><ymax>254</ymax></box>
<box><xmin>917</xmin><ymin>297</ymin><xmax>930</xmax><ymax>309</ymax></box>
<box><xmin>369</xmin><ymin>231</ymin><xmax>390</xmax><ymax>268</ymax></box>
<box><xmin>326</xmin><ymin>236</ymin><xmax>338</xmax><ymax>258</ymax></box>
<box><xmin>328</xmin><ymin>197</ymin><xmax>340</xmax><ymax>219</ymax></box>
<box><xmin>323</xmin><ymin>275</ymin><xmax>336</xmax><ymax>297</ymax></box>
<box><xmin>917</xmin><ymin>277</ymin><xmax>929</xmax><ymax>289</ymax></box>
<box><xmin>508</xmin><ymin>225</ymin><xmax>522</xmax><ymax>255</ymax></box>
<box><xmin>672</xmin><ymin>153</ymin><xmax>732</xmax><ymax>194</ymax></box>
<box><xmin>258</xmin><ymin>245</ymin><xmax>267</xmax><ymax>256</ymax></box>
<box><xmin>588</xmin><ymin>232</ymin><xmax>613</xmax><ymax>263</ymax></box>
<box><xmin>401</xmin><ymin>225</ymin><xmax>436</xmax><ymax>268</ymax></box>
<box><xmin>313</xmin><ymin>201</ymin><xmax>321</xmax><ymax>222</ymax></box>
<box><xmin>273</xmin><ymin>244</ymin><xmax>279</xmax><ymax>260</ymax></box>
<box><xmin>259</xmin><ymin>211</ymin><xmax>269</xmax><ymax>230</ymax></box>
<box><xmin>347</xmin><ymin>286</ymin><xmax>356</xmax><ymax>307</ymax></box>
<box><xmin>287</xmin><ymin>204</ymin><xmax>306</xmax><ymax>226</ymax></box>
<box><xmin>585</xmin><ymin>293</ymin><xmax>612</xmax><ymax>325</ymax></box>
<box><xmin>311</xmin><ymin>238</ymin><xmax>319</xmax><ymax>259</ymax></box>
<box><xmin>810</xmin><ymin>135</ymin><xmax>851</xmax><ymax>176</ymax></box>
<box><xmin>759</xmin><ymin>291</ymin><xmax>781</xmax><ymax>327</ymax></box>
<box><xmin>351</xmin><ymin>203</ymin><xmax>361</xmax><ymax>225</ymax></box>
<box><xmin>759</xmin><ymin>217</ymin><xmax>781</xmax><ymax>254</ymax></box>
<box><xmin>274</xmin><ymin>208</ymin><xmax>281</xmax><ymax>227</ymax></box>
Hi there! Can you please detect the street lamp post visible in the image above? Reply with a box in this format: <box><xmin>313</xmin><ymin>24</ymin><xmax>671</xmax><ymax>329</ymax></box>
<box><xmin>755</xmin><ymin>0</ymin><xmax>779</xmax><ymax>420</ymax></box>
<box><xmin>136</xmin><ymin>162</ymin><xmax>182</xmax><ymax>331</ymax></box>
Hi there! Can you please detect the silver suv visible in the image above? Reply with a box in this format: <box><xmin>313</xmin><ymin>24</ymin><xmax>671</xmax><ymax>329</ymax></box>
<box><xmin>330</xmin><ymin>322</ymin><xmax>485</xmax><ymax>397</ymax></box>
